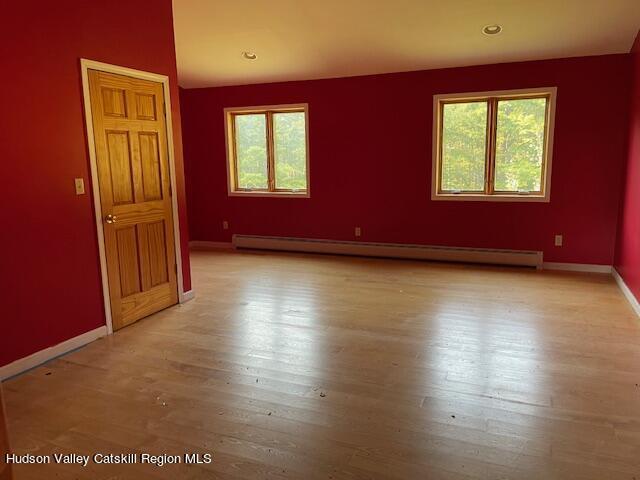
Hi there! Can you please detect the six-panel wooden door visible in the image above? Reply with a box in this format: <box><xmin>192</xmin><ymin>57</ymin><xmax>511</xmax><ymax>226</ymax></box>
<box><xmin>88</xmin><ymin>70</ymin><xmax>178</xmax><ymax>330</ymax></box>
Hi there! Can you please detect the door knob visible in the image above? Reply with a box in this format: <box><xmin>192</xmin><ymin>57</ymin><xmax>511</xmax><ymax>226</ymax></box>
<box><xmin>105</xmin><ymin>214</ymin><xmax>118</xmax><ymax>224</ymax></box>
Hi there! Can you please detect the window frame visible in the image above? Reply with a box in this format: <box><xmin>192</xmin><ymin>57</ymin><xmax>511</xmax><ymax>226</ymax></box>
<box><xmin>432</xmin><ymin>87</ymin><xmax>556</xmax><ymax>202</ymax></box>
<box><xmin>224</xmin><ymin>103</ymin><xmax>310</xmax><ymax>198</ymax></box>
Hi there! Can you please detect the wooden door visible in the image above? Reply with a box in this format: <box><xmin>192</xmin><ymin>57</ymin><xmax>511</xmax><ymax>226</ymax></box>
<box><xmin>88</xmin><ymin>70</ymin><xmax>178</xmax><ymax>330</ymax></box>
<box><xmin>0</xmin><ymin>384</ymin><xmax>11</xmax><ymax>480</ymax></box>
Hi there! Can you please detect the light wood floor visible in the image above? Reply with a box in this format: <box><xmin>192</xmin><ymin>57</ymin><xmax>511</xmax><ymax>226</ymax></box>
<box><xmin>4</xmin><ymin>250</ymin><xmax>640</xmax><ymax>479</ymax></box>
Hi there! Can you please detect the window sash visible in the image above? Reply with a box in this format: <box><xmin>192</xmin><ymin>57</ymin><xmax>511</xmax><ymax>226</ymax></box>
<box><xmin>435</xmin><ymin>92</ymin><xmax>552</xmax><ymax>198</ymax></box>
<box><xmin>439</xmin><ymin>99</ymin><xmax>490</xmax><ymax>194</ymax></box>
<box><xmin>229</xmin><ymin>107</ymin><xmax>308</xmax><ymax>194</ymax></box>
<box><xmin>492</xmin><ymin>96</ymin><xmax>549</xmax><ymax>194</ymax></box>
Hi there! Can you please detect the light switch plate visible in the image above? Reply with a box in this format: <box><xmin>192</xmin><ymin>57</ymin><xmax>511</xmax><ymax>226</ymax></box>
<box><xmin>355</xmin><ymin>227</ymin><xmax>361</xmax><ymax>237</ymax></box>
<box><xmin>74</xmin><ymin>178</ymin><xmax>85</xmax><ymax>195</ymax></box>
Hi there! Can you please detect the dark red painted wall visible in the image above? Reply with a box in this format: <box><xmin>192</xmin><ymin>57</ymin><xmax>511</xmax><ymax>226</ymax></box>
<box><xmin>0</xmin><ymin>0</ymin><xmax>191</xmax><ymax>368</ymax></box>
<box><xmin>181</xmin><ymin>55</ymin><xmax>630</xmax><ymax>265</ymax></box>
<box><xmin>615</xmin><ymin>32</ymin><xmax>640</xmax><ymax>299</ymax></box>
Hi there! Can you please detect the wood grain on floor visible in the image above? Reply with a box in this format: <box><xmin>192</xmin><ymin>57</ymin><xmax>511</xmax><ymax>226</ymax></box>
<box><xmin>4</xmin><ymin>250</ymin><xmax>640</xmax><ymax>479</ymax></box>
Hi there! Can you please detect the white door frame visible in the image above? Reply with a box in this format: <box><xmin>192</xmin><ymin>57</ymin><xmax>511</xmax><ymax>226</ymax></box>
<box><xmin>80</xmin><ymin>59</ymin><xmax>190</xmax><ymax>335</ymax></box>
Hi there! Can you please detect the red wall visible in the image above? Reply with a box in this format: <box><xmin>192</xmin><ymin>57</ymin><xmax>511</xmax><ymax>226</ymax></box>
<box><xmin>181</xmin><ymin>55</ymin><xmax>630</xmax><ymax>265</ymax></box>
<box><xmin>615</xmin><ymin>32</ymin><xmax>640</xmax><ymax>298</ymax></box>
<box><xmin>0</xmin><ymin>1</ymin><xmax>191</xmax><ymax>368</ymax></box>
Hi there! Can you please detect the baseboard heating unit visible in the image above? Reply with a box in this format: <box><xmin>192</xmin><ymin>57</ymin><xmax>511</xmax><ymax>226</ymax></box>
<box><xmin>232</xmin><ymin>235</ymin><xmax>543</xmax><ymax>268</ymax></box>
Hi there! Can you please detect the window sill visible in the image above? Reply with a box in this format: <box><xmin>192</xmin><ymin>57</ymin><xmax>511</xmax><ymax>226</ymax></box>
<box><xmin>228</xmin><ymin>190</ymin><xmax>310</xmax><ymax>198</ymax></box>
<box><xmin>432</xmin><ymin>193</ymin><xmax>549</xmax><ymax>203</ymax></box>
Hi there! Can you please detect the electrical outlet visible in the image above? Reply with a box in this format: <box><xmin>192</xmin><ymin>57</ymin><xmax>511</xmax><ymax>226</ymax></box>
<box><xmin>74</xmin><ymin>178</ymin><xmax>85</xmax><ymax>195</ymax></box>
<box><xmin>355</xmin><ymin>227</ymin><xmax>361</xmax><ymax>237</ymax></box>
<box><xmin>222</xmin><ymin>220</ymin><xmax>229</xmax><ymax>230</ymax></box>
<box><xmin>554</xmin><ymin>234</ymin><xmax>563</xmax><ymax>247</ymax></box>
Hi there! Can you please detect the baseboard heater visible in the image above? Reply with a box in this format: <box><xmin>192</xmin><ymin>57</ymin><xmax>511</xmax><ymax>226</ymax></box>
<box><xmin>232</xmin><ymin>235</ymin><xmax>543</xmax><ymax>268</ymax></box>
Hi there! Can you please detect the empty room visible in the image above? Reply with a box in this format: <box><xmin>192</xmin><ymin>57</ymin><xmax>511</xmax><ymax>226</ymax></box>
<box><xmin>3</xmin><ymin>0</ymin><xmax>640</xmax><ymax>478</ymax></box>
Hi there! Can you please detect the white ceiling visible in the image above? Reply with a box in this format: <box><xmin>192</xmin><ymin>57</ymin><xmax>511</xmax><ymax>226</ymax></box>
<box><xmin>173</xmin><ymin>0</ymin><xmax>640</xmax><ymax>88</ymax></box>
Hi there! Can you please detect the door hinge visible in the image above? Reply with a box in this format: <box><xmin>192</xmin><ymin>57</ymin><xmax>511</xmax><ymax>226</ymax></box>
<box><xmin>169</xmin><ymin>182</ymin><xmax>173</xmax><ymax>197</ymax></box>
<box><xmin>174</xmin><ymin>263</ymin><xmax>178</xmax><ymax>274</ymax></box>
<box><xmin>163</xmin><ymin>103</ymin><xmax>167</xmax><ymax>116</ymax></box>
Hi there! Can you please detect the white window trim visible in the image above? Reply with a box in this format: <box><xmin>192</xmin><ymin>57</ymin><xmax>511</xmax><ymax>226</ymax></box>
<box><xmin>224</xmin><ymin>103</ymin><xmax>311</xmax><ymax>198</ymax></box>
<box><xmin>431</xmin><ymin>87</ymin><xmax>557</xmax><ymax>203</ymax></box>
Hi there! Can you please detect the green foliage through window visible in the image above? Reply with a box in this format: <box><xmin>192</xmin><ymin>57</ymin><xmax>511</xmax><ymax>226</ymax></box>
<box><xmin>495</xmin><ymin>98</ymin><xmax>546</xmax><ymax>192</ymax></box>
<box><xmin>230</xmin><ymin>107</ymin><xmax>308</xmax><ymax>193</ymax></box>
<box><xmin>274</xmin><ymin>112</ymin><xmax>307</xmax><ymax>190</ymax></box>
<box><xmin>235</xmin><ymin>114</ymin><xmax>268</xmax><ymax>189</ymax></box>
<box><xmin>441</xmin><ymin>102</ymin><xmax>487</xmax><ymax>191</ymax></box>
<box><xmin>437</xmin><ymin>92</ymin><xmax>550</xmax><ymax>197</ymax></box>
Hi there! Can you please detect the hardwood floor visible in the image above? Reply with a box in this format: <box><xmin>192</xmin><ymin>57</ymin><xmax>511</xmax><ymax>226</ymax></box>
<box><xmin>0</xmin><ymin>384</ymin><xmax>11</xmax><ymax>480</ymax></box>
<box><xmin>4</xmin><ymin>249</ymin><xmax>640</xmax><ymax>479</ymax></box>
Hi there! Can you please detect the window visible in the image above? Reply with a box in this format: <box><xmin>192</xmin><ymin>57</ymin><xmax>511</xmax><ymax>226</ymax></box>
<box><xmin>432</xmin><ymin>88</ymin><xmax>556</xmax><ymax>202</ymax></box>
<box><xmin>225</xmin><ymin>104</ymin><xmax>310</xmax><ymax>196</ymax></box>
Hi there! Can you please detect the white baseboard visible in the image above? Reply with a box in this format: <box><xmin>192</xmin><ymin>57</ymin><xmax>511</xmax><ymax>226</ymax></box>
<box><xmin>0</xmin><ymin>326</ymin><xmax>107</xmax><ymax>381</ymax></box>
<box><xmin>180</xmin><ymin>289</ymin><xmax>195</xmax><ymax>303</ymax></box>
<box><xmin>542</xmin><ymin>262</ymin><xmax>612</xmax><ymax>273</ymax></box>
<box><xmin>613</xmin><ymin>268</ymin><xmax>640</xmax><ymax>317</ymax></box>
<box><xmin>189</xmin><ymin>241</ymin><xmax>233</xmax><ymax>250</ymax></box>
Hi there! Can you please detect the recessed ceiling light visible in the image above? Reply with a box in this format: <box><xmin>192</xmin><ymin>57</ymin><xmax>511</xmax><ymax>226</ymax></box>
<box><xmin>482</xmin><ymin>24</ymin><xmax>502</xmax><ymax>35</ymax></box>
<box><xmin>242</xmin><ymin>51</ymin><xmax>257</xmax><ymax>60</ymax></box>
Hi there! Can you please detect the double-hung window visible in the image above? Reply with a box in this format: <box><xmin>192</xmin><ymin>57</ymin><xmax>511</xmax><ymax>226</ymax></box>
<box><xmin>432</xmin><ymin>88</ymin><xmax>556</xmax><ymax>201</ymax></box>
<box><xmin>225</xmin><ymin>104</ymin><xmax>309</xmax><ymax>197</ymax></box>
